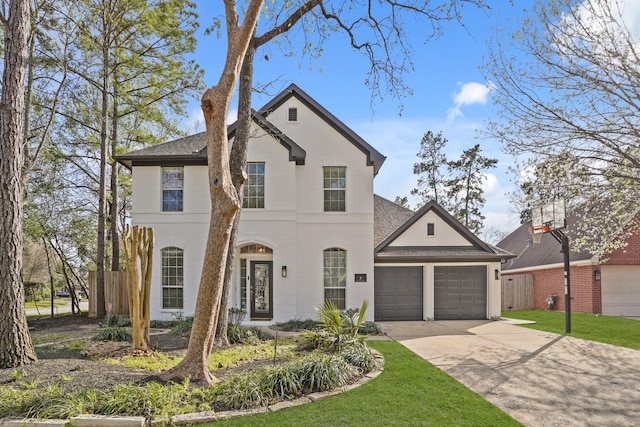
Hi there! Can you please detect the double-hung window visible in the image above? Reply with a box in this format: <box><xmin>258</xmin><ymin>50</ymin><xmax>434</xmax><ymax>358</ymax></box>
<box><xmin>161</xmin><ymin>247</ymin><xmax>184</xmax><ymax>309</ymax></box>
<box><xmin>243</xmin><ymin>162</ymin><xmax>265</xmax><ymax>208</ymax></box>
<box><xmin>162</xmin><ymin>167</ymin><xmax>183</xmax><ymax>211</ymax></box>
<box><xmin>323</xmin><ymin>166</ymin><xmax>346</xmax><ymax>212</ymax></box>
<box><xmin>323</xmin><ymin>248</ymin><xmax>346</xmax><ymax>309</ymax></box>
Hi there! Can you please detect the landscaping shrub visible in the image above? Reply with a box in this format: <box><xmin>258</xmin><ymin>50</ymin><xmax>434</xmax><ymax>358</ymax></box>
<box><xmin>339</xmin><ymin>342</ymin><xmax>378</xmax><ymax>373</ymax></box>
<box><xmin>358</xmin><ymin>320</ymin><xmax>382</xmax><ymax>335</ymax></box>
<box><xmin>216</xmin><ymin>352</ymin><xmax>357</xmax><ymax>410</ymax></box>
<box><xmin>106</xmin><ymin>314</ymin><xmax>131</xmax><ymax>327</ymax></box>
<box><xmin>93</xmin><ymin>327</ymin><xmax>132</xmax><ymax>342</ymax></box>
<box><xmin>277</xmin><ymin>318</ymin><xmax>319</xmax><ymax>331</ymax></box>
<box><xmin>95</xmin><ymin>380</ymin><xmax>209</xmax><ymax>419</ymax></box>
<box><xmin>294</xmin><ymin>353</ymin><xmax>357</xmax><ymax>392</ymax></box>
<box><xmin>300</xmin><ymin>300</ymin><xmax>369</xmax><ymax>352</ymax></box>
<box><xmin>23</xmin><ymin>384</ymin><xmax>97</xmax><ymax>419</ymax></box>
<box><xmin>216</xmin><ymin>371</ymin><xmax>271</xmax><ymax>409</ymax></box>
<box><xmin>170</xmin><ymin>316</ymin><xmax>193</xmax><ymax>337</ymax></box>
<box><xmin>226</xmin><ymin>307</ymin><xmax>273</xmax><ymax>344</ymax></box>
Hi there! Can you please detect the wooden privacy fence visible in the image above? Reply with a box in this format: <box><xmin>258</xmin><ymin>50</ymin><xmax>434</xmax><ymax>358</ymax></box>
<box><xmin>501</xmin><ymin>274</ymin><xmax>534</xmax><ymax>311</ymax></box>
<box><xmin>88</xmin><ymin>271</ymin><xmax>129</xmax><ymax>317</ymax></box>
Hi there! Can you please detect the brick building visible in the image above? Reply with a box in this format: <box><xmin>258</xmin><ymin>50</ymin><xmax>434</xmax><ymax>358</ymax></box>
<box><xmin>497</xmin><ymin>218</ymin><xmax>640</xmax><ymax>316</ymax></box>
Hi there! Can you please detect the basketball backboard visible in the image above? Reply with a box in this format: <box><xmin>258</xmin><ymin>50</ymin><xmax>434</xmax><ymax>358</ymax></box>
<box><xmin>530</xmin><ymin>199</ymin><xmax>566</xmax><ymax>234</ymax></box>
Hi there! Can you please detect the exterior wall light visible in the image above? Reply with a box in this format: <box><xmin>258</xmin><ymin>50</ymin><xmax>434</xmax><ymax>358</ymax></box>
<box><xmin>282</xmin><ymin>266</ymin><xmax>287</xmax><ymax>277</ymax></box>
<box><xmin>495</xmin><ymin>269</ymin><xmax>500</xmax><ymax>280</ymax></box>
<box><xmin>594</xmin><ymin>269</ymin><xmax>601</xmax><ymax>281</ymax></box>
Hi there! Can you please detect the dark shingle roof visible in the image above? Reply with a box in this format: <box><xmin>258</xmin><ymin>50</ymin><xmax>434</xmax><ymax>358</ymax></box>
<box><xmin>373</xmin><ymin>194</ymin><xmax>414</xmax><ymax>247</ymax></box>
<box><xmin>496</xmin><ymin>219</ymin><xmax>593</xmax><ymax>271</ymax></box>
<box><xmin>117</xmin><ymin>133</ymin><xmax>208</xmax><ymax>168</ymax></box>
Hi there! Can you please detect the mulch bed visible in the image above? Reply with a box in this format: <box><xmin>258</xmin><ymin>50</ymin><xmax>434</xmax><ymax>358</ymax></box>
<box><xmin>0</xmin><ymin>314</ymin><xmax>258</xmax><ymax>394</ymax></box>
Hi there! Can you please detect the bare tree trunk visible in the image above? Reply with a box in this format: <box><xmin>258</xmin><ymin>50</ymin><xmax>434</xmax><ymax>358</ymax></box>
<box><xmin>160</xmin><ymin>0</ymin><xmax>263</xmax><ymax>385</ymax></box>
<box><xmin>0</xmin><ymin>0</ymin><xmax>37</xmax><ymax>368</ymax></box>
<box><xmin>96</xmin><ymin>8</ymin><xmax>111</xmax><ymax>319</ymax></box>
<box><xmin>214</xmin><ymin>44</ymin><xmax>256</xmax><ymax>347</ymax></box>
<box><xmin>110</xmin><ymin>89</ymin><xmax>120</xmax><ymax>271</ymax></box>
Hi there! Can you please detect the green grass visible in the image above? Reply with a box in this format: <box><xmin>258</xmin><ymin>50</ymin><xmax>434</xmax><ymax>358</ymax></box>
<box><xmin>503</xmin><ymin>309</ymin><xmax>640</xmax><ymax>350</ymax></box>
<box><xmin>106</xmin><ymin>340</ymin><xmax>298</xmax><ymax>372</ymax></box>
<box><xmin>206</xmin><ymin>341</ymin><xmax>522</xmax><ymax>427</ymax></box>
<box><xmin>24</xmin><ymin>299</ymin><xmax>69</xmax><ymax>309</ymax></box>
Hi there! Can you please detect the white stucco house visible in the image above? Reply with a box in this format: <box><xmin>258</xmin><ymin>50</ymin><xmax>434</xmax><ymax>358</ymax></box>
<box><xmin>118</xmin><ymin>84</ymin><xmax>511</xmax><ymax>323</ymax></box>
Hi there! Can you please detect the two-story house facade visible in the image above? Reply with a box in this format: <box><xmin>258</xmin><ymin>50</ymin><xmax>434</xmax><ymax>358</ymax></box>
<box><xmin>118</xmin><ymin>84</ymin><xmax>509</xmax><ymax>323</ymax></box>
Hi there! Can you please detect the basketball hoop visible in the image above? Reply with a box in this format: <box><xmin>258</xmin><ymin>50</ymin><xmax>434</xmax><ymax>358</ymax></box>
<box><xmin>528</xmin><ymin>224</ymin><xmax>550</xmax><ymax>244</ymax></box>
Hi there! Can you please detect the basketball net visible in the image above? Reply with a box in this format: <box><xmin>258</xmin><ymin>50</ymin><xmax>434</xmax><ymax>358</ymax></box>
<box><xmin>528</xmin><ymin>225</ymin><xmax>549</xmax><ymax>244</ymax></box>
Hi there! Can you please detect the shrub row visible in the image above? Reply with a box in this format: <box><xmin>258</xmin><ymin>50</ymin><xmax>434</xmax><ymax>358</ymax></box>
<box><xmin>216</xmin><ymin>352</ymin><xmax>359</xmax><ymax>409</ymax></box>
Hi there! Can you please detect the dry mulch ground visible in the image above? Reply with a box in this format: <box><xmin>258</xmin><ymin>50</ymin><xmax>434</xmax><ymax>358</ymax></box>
<box><xmin>0</xmin><ymin>314</ymin><xmax>210</xmax><ymax>393</ymax></box>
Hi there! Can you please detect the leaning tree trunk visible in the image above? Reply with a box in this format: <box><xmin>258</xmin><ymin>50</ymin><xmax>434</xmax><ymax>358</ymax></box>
<box><xmin>160</xmin><ymin>0</ymin><xmax>263</xmax><ymax>385</ymax></box>
<box><xmin>124</xmin><ymin>225</ymin><xmax>154</xmax><ymax>351</ymax></box>
<box><xmin>0</xmin><ymin>0</ymin><xmax>37</xmax><ymax>368</ymax></box>
<box><xmin>214</xmin><ymin>43</ymin><xmax>256</xmax><ymax>347</ymax></box>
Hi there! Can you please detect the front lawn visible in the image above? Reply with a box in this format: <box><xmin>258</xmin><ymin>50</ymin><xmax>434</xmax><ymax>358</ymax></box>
<box><xmin>24</xmin><ymin>299</ymin><xmax>69</xmax><ymax>309</ymax></box>
<box><xmin>209</xmin><ymin>340</ymin><xmax>522</xmax><ymax>427</ymax></box>
<box><xmin>503</xmin><ymin>309</ymin><xmax>640</xmax><ymax>350</ymax></box>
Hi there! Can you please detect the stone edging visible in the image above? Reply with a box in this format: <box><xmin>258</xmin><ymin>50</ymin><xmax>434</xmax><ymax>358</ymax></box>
<box><xmin>0</xmin><ymin>352</ymin><xmax>384</xmax><ymax>427</ymax></box>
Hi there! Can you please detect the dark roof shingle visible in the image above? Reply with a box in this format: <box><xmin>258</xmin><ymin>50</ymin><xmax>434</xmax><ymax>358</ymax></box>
<box><xmin>373</xmin><ymin>194</ymin><xmax>414</xmax><ymax>247</ymax></box>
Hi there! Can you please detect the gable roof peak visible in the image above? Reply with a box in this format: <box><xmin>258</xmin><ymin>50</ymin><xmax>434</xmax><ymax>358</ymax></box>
<box><xmin>375</xmin><ymin>199</ymin><xmax>495</xmax><ymax>254</ymax></box>
<box><xmin>258</xmin><ymin>83</ymin><xmax>386</xmax><ymax>175</ymax></box>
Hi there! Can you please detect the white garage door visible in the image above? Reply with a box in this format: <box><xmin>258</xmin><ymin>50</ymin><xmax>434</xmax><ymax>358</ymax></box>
<box><xmin>601</xmin><ymin>266</ymin><xmax>640</xmax><ymax>316</ymax></box>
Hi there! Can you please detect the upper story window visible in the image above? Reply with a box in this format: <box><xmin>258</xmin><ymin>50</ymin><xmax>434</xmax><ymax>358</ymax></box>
<box><xmin>427</xmin><ymin>223</ymin><xmax>435</xmax><ymax>236</ymax></box>
<box><xmin>162</xmin><ymin>167</ymin><xmax>183</xmax><ymax>212</ymax></box>
<box><xmin>288</xmin><ymin>107</ymin><xmax>298</xmax><ymax>122</ymax></box>
<box><xmin>243</xmin><ymin>162</ymin><xmax>265</xmax><ymax>209</ymax></box>
<box><xmin>161</xmin><ymin>246</ymin><xmax>184</xmax><ymax>309</ymax></box>
<box><xmin>323</xmin><ymin>248</ymin><xmax>346</xmax><ymax>310</ymax></box>
<box><xmin>323</xmin><ymin>166</ymin><xmax>346</xmax><ymax>212</ymax></box>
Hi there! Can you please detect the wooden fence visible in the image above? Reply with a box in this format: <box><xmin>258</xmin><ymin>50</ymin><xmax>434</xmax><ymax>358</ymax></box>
<box><xmin>501</xmin><ymin>274</ymin><xmax>534</xmax><ymax>311</ymax></box>
<box><xmin>88</xmin><ymin>271</ymin><xmax>129</xmax><ymax>317</ymax></box>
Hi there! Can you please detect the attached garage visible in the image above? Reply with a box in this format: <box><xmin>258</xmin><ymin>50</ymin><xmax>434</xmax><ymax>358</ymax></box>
<box><xmin>373</xmin><ymin>197</ymin><xmax>510</xmax><ymax>322</ymax></box>
<box><xmin>601</xmin><ymin>266</ymin><xmax>640</xmax><ymax>316</ymax></box>
<box><xmin>374</xmin><ymin>266</ymin><xmax>423</xmax><ymax>321</ymax></box>
<box><xmin>434</xmin><ymin>266</ymin><xmax>487</xmax><ymax>320</ymax></box>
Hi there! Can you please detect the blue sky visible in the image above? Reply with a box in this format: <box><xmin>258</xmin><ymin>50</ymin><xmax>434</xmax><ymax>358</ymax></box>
<box><xmin>182</xmin><ymin>1</ymin><xmax>526</xmax><ymax>238</ymax></box>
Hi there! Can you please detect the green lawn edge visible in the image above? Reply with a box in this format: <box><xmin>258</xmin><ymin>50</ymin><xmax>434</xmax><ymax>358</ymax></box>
<box><xmin>503</xmin><ymin>309</ymin><xmax>640</xmax><ymax>350</ymax></box>
<box><xmin>207</xmin><ymin>340</ymin><xmax>522</xmax><ymax>427</ymax></box>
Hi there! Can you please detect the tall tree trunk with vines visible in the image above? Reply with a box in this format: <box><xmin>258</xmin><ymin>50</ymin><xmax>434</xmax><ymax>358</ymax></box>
<box><xmin>0</xmin><ymin>0</ymin><xmax>37</xmax><ymax>368</ymax></box>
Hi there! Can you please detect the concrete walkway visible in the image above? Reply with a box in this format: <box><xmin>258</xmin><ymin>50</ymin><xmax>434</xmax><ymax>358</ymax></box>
<box><xmin>378</xmin><ymin>320</ymin><xmax>640</xmax><ymax>427</ymax></box>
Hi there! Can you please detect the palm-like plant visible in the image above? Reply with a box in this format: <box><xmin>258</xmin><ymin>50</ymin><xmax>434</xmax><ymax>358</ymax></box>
<box><xmin>302</xmin><ymin>300</ymin><xmax>369</xmax><ymax>352</ymax></box>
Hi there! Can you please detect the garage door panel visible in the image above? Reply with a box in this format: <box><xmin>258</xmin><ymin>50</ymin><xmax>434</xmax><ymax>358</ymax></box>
<box><xmin>434</xmin><ymin>266</ymin><xmax>487</xmax><ymax>320</ymax></box>
<box><xmin>374</xmin><ymin>266</ymin><xmax>423</xmax><ymax>321</ymax></box>
<box><xmin>602</xmin><ymin>266</ymin><xmax>640</xmax><ymax>316</ymax></box>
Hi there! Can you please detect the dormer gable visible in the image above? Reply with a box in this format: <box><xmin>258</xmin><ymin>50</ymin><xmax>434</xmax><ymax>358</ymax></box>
<box><xmin>374</xmin><ymin>200</ymin><xmax>511</xmax><ymax>263</ymax></box>
<box><xmin>376</xmin><ymin>201</ymin><xmax>492</xmax><ymax>252</ymax></box>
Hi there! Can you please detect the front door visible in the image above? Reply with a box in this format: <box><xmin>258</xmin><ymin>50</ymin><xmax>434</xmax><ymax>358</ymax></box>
<box><xmin>250</xmin><ymin>261</ymin><xmax>273</xmax><ymax>320</ymax></box>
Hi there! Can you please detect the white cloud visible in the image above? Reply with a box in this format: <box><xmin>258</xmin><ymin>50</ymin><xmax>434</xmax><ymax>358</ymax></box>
<box><xmin>447</xmin><ymin>81</ymin><xmax>494</xmax><ymax>122</ymax></box>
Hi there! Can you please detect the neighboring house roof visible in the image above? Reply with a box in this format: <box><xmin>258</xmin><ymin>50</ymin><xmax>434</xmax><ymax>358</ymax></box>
<box><xmin>374</xmin><ymin>199</ymin><xmax>514</xmax><ymax>263</ymax></box>
<box><xmin>373</xmin><ymin>194</ymin><xmax>414</xmax><ymax>247</ymax></box>
<box><xmin>117</xmin><ymin>110</ymin><xmax>307</xmax><ymax>169</ymax></box>
<box><xmin>259</xmin><ymin>83</ymin><xmax>386</xmax><ymax>175</ymax></box>
<box><xmin>496</xmin><ymin>218</ymin><xmax>594</xmax><ymax>271</ymax></box>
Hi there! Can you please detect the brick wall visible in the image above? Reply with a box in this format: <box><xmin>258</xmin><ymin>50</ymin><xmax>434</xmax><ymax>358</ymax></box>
<box><xmin>604</xmin><ymin>230</ymin><xmax>640</xmax><ymax>265</ymax></box>
<box><xmin>503</xmin><ymin>264</ymin><xmax>601</xmax><ymax>314</ymax></box>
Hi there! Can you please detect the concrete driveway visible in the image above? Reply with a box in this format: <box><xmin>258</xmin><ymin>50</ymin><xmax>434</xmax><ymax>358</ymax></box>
<box><xmin>378</xmin><ymin>320</ymin><xmax>640</xmax><ymax>427</ymax></box>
